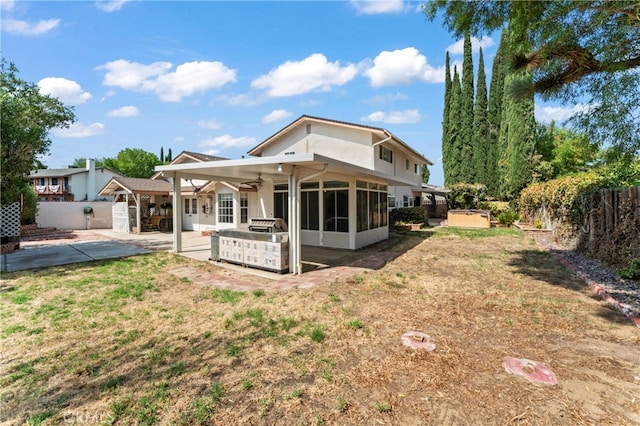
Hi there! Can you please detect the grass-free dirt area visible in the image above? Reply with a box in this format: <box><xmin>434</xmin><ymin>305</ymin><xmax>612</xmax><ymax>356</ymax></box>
<box><xmin>1</xmin><ymin>228</ymin><xmax>638</xmax><ymax>425</ymax></box>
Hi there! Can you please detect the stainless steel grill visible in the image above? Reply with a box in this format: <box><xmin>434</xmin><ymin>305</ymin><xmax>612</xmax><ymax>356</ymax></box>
<box><xmin>248</xmin><ymin>218</ymin><xmax>288</xmax><ymax>233</ymax></box>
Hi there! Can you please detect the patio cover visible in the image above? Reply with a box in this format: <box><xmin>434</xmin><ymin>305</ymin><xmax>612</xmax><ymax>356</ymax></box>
<box><xmin>156</xmin><ymin>152</ymin><xmax>422</xmax><ymax>274</ymax></box>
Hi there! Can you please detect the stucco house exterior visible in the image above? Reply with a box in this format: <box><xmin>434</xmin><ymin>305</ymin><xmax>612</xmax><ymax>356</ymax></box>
<box><xmin>29</xmin><ymin>159</ymin><xmax>123</xmax><ymax>202</ymax></box>
<box><xmin>156</xmin><ymin>115</ymin><xmax>433</xmax><ymax>274</ymax></box>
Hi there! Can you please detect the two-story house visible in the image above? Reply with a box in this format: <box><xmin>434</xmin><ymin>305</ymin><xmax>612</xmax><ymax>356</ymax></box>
<box><xmin>30</xmin><ymin>159</ymin><xmax>123</xmax><ymax>202</ymax></box>
<box><xmin>156</xmin><ymin>115</ymin><xmax>432</xmax><ymax>274</ymax></box>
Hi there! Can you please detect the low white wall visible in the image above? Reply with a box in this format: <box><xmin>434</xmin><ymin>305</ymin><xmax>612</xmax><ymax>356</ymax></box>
<box><xmin>36</xmin><ymin>201</ymin><xmax>113</xmax><ymax>230</ymax></box>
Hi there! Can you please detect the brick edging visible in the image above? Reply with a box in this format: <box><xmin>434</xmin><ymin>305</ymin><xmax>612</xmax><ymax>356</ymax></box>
<box><xmin>552</xmin><ymin>252</ymin><xmax>640</xmax><ymax>329</ymax></box>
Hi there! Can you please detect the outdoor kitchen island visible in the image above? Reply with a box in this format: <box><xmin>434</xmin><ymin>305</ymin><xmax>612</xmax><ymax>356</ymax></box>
<box><xmin>218</xmin><ymin>219</ymin><xmax>289</xmax><ymax>273</ymax></box>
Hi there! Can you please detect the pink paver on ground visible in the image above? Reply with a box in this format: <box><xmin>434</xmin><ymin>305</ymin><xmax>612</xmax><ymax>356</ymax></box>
<box><xmin>401</xmin><ymin>331</ymin><xmax>436</xmax><ymax>351</ymax></box>
<box><xmin>502</xmin><ymin>356</ymin><xmax>558</xmax><ymax>386</ymax></box>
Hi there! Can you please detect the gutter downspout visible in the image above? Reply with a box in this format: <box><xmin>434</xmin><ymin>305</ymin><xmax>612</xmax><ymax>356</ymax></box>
<box><xmin>294</xmin><ymin>164</ymin><xmax>328</xmax><ymax>275</ymax></box>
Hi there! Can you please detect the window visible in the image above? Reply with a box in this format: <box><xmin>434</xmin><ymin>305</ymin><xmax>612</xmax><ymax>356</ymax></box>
<box><xmin>403</xmin><ymin>195</ymin><xmax>413</xmax><ymax>208</ymax></box>
<box><xmin>240</xmin><ymin>193</ymin><xmax>248</xmax><ymax>224</ymax></box>
<box><xmin>388</xmin><ymin>194</ymin><xmax>396</xmax><ymax>209</ymax></box>
<box><xmin>50</xmin><ymin>177</ymin><xmax>59</xmax><ymax>185</ymax></box>
<box><xmin>184</xmin><ymin>198</ymin><xmax>190</xmax><ymax>214</ymax></box>
<box><xmin>273</xmin><ymin>184</ymin><xmax>288</xmax><ymax>224</ymax></box>
<box><xmin>192</xmin><ymin>198</ymin><xmax>198</xmax><ymax>215</ymax></box>
<box><xmin>218</xmin><ymin>193</ymin><xmax>233</xmax><ymax>223</ymax></box>
<box><xmin>415</xmin><ymin>163</ymin><xmax>420</xmax><ymax>174</ymax></box>
<box><xmin>406</xmin><ymin>159</ymin><xmax>410</xmax><ymax>170</ymax></box>
<box><xmin>36</xmin><ymin>178</ymin><xmax>45</xmax><ymax>186</ymax></box>
<box><xmin>306</xmin><ymin>124</ymin><xmax>311</xmax><ymax>134</ymax></box>
<box><xmin>301</xmin><ymin>182</ymin><xmax>319</xmax><ymax>230</ymax></box>
<box><xmin>324</xmin><ymin>181</ymin><xmax>349</xmax><ymax>232</ymax></box>
<box><xmin>356</xmin><ymin>180</ymin><xmax>389</xmax><ymax>231</ymax></box>
<box><xmin>380</xmin><ymin>146</ymin><xmax>393</xmax><ymax>163</ymax></box>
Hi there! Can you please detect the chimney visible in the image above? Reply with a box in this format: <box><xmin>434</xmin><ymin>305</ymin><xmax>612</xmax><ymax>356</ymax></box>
<box><xmin>86</xmin><ymin>158</ymin><xmax>96</xmax><ymax>201</ymax></box>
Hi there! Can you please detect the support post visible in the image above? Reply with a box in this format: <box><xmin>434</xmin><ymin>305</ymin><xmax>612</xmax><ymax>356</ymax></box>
<box><xmin>172</xmin><ymin>174</ymin><xmax>182</xmax><ymax>252</ymax></box>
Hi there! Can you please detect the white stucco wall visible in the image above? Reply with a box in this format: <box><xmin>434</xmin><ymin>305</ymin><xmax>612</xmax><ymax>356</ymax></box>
<box><xmin>36</xmin><ymin>201</ymin><xmax>113</xmax><ymax>230</ymax></box>
<box><xmin>259</xmin><ymin>123</ymin><xmax>375</xmax><ymax>169</ymax></box>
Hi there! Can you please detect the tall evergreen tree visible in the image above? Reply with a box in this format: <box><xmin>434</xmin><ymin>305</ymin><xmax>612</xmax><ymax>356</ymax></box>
<box><xmin>167</xmin><ymin>148</ymin><xmax>172</xmax><ymax>162</ymax></box>
<box><xmin>498</xmin><ymin>5</ymin><xmax>537</xmax><ymax>200</ymax></box>
<box><xmin>441</xmin><ymin>52</ymin><xmax>452</xmax><ymax>185</ymax></box>
<box><xmin>160</xmin><ymin>146</ymin><xmax>164</xmax><ymax>163</ymax></box>
<box><xmin>473</xmin><ymin>47</ymin><xmax>488</xmax><ymax>186</ymax></box>
<box><xmin>447</xmin><ymin>66</ymin><xmax>463</xmax><ymax>185</ymax></box>
<box><xmin>460</xmin><ymin>31</ymin><xmax>475</xmax><ymax>183</ymax></box>
<box><xmin>486</xmin><ymin>30</ymin><xmax>507</xmax><ymax>197</ymax></box>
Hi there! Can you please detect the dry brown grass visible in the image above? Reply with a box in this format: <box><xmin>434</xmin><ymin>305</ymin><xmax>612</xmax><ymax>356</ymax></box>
<box><xmin>1</xmin><ymin>229</ymin><xmax>639</xmax><ymax>425</ymax></box>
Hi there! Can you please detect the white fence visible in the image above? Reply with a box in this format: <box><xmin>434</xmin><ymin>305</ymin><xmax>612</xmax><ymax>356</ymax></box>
<box><xmin>36</xmin><ymin>201</ymin><xmax>113</xmax><ymax>230</ymax></box>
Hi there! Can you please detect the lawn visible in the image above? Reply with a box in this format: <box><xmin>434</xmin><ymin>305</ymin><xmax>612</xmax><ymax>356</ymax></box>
<box><xmin>1</xmin><ymin>228</ymin><xmax>638</xmax><ymax>425</ymax></box>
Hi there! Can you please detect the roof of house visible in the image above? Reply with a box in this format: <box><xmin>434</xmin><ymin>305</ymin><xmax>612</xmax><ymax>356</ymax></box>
<box><xmin>173</xmin><ymin>151</ymin><xmax>229</xmax><ymax>163</ymax></box>
<box><xmin>30</xmin><ymin>167</ymin><xmax>120</xmax><ymax>178</ymax></box>
<box><xmin>247</xmin><ymin>115</ymin><xmax>433</xmax><ymax>165</ymax></box>
<box><xmin>98</xmin><ymin>176</ymin><xmax>172</xmax><ymax>196</ymax></box>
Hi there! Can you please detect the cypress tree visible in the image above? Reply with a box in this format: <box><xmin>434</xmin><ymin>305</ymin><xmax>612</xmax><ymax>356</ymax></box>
<box><xmin>441</xmin><ymin>52</ymin><xmax>452</xmax><ymax>186</ymax></box>
<box><xmin>160</xmin><ymin>146</ymin><xmax>164</xmax><ymax>163</ymax></box>
<box><xmin>167</xmin><ymin>148</ymin><xmax>172</xmax><ymax>162</ymax></box>
<box><xmin>498</xmin><ymin>7</ymin><xmax>537</xmax><ymax>201</ymax></box>
<box><xmin>473</xmin><ymin>48</ymin><xmax>488</xmax><ymax>186</ymax></box>
<box><xmin>447</xmin><ymin>66</ymin><xmax>463</xmax><ymax>185</ymax></box>
<box><xmin>486</xmin><ymin>30</ymin><xmax>507</xmax><ymax>198</ymax></box>
<box><xmin>460</xmin><ymin>31</ymin><xmax>475</xmax><ymax>183</ymax></box>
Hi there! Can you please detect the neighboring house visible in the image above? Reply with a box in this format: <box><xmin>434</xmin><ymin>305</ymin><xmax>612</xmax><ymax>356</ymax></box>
<box><xmin>156</xmin><ymin>115</ymin><xmax>433</xmax><ymax>274</ymax></box>
<box><xmin>30</xmin><ymin>159</ymin><xmax>123</xmax><ymax>202</ymax></box>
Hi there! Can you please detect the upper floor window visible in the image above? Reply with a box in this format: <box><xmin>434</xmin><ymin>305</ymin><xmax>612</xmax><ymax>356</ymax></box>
<box><xmin>415</xmin><ymin>164</ymin><xmax>420</xmax><ymax>174</ymax></box>
<box><xmin>380</xmin><ymin>146</ymin><xmax>393</xmax><ymax>164</ymax></box>
<box><xmin>406</xmin><ymin>159</ymin><xmax>410</xmax><ymax>170</ymax></box>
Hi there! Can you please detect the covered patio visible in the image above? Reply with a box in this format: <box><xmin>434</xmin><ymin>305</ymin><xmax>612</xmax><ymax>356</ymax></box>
<box><xmin>156</xmin><ymin>152</ymin><xmax>418</xmax><ymax>274</ymax></box>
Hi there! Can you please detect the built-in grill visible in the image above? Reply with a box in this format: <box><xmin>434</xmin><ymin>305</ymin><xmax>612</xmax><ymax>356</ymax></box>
<box><xmin>217</xmin><ymin>218</ymin><xmax>289</xmax><ymax>273</ymax></box>
<box><xmin>248</xmin><ymin>218</ymin><xmax>288</xmax><ymax>233</ymax></box>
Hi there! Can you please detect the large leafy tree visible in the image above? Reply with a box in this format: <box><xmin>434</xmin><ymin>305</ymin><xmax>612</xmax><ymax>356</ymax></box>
<box><xmin>424</xmin><ymin>0</ymin><xmax>640</xmax><ymax>159</ymax></box>
<box><xmin>104</xmin><ymin>148</ymin><xmax>160</xmax><ymax>178</ymax></box>
<box><xmin>1</xmin><ymin>61</ymin><xmax>75</xmax><ymax>206</ymax></box>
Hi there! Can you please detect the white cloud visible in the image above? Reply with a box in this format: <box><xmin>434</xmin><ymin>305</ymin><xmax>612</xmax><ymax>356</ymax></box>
<box><xmin>447</xmin><ymin>37</ymin><xmax>495</xmax><ymax>55</ymax></box>
<box><xmin>174</xmin><ymin>136</ymin><xmax>185</xmax><ymax>142</ymax></box>
<box><xmin>0</xmin><ymin>1</ymin><xmax>15</xmax><ymax>11</ymax></box>
<box><xmin>262</xmin><ymin>110</ymin><xmax>293</xmax><ymax>124</ymax></box>
<box><xmin>198</xmin><ymin>134</ymin><xmax>257</xmax><ymax>155</ymax></box>
<box><xmin>251</xmin><ymin>53</ymin><xmax>357</xmax><ymax>97</ymax></box>
<box><xmin>97</xmin><ymin>59</ymin><xmax>236</xmax><ymax>102</ymax></box>
<box><xmin>364</xmin><ymin>92</ymin><xmax>408</xmax><ymax>105</ymax></box>
<box><xmin>95</xmin><ymin>0</ymin><xmax>131</xmax><ymax>12</ymax></box>
<box><xmin>107</xmin><ymin>105</ymin><xmax>139</xmax><ymax>117</ymax></box>
<box><xmin>364</xmin><ymin>47</ymin><xmax>444</xmax><ymax>86</ymax></box>
<box><xmin>350</xmin><ymin>0</ymin><xmax>406</xmax><ymax>15</ymax></box>
<box><xmin>197</xmin><ymin>119</ymin><xmax>222</xmax><ymax>130</ymax></box>
<box><xmin>52</xmin><ymin>122</ymin><xmax>105</xmax><ymax>138</ymax></box>
<box><xmin>362</xmin><ymin>109</ymin><xmax>421</xmax><ymax>124</ymax></box>
<box><xmin>535</xmin><ymin>103</ymin><xmax>590</xmax><ymax>123</ymax></box>
<box><xmin>38</xmin><ymin>77</ymin><xmax>92</xmax><ymax>105</ymax></box>
<box><xmin>2</xmin><ymin>18</ymin><xmax>60</xmax><ymax>36</ymax></box>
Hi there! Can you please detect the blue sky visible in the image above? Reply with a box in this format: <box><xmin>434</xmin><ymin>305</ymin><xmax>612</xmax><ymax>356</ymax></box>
<box><xmin>1</xmin><ymin>0</ymin><xmax>571</xmax><ymax>186</ymax></box>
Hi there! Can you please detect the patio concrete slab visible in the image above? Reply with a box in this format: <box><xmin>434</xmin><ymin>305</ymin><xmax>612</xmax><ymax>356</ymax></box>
<box><xmin>2</xmin><ymin>241</ymin><xmax>151</xmax><ymax>272</ymax></box>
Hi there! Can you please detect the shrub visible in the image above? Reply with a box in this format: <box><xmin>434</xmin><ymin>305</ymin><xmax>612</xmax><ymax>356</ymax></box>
<box><xmin>497</xmin><ymin>211</ymin><xmax>519</xmax><ymax>227</ymax></box>
<box><xmin>477</xmin><ymin>201</ymin><xmax>510</xmax><ymax>217</ymax></box>
<box><xmin>390</xmin><ymin>207</ymin><xmax>428</xmax><ymax>226</ymax></box>
<box><xmin>445</xmin><ymin>183</ymin><xmax>487</xmax><ymax>210</ymax></box>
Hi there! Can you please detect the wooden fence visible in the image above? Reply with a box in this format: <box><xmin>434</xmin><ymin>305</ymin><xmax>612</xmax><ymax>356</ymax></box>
<box><xmin>584</xmin><ymin>186</ymin><xmax>640</xmax><ymax>268</ymax></box>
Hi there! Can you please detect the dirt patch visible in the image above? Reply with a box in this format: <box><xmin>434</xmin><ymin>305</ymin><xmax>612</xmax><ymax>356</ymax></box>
<box><xmin>1</xmin><ymin>230</ymin><xmax>638</xmax><ymax>425</ymax></box>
